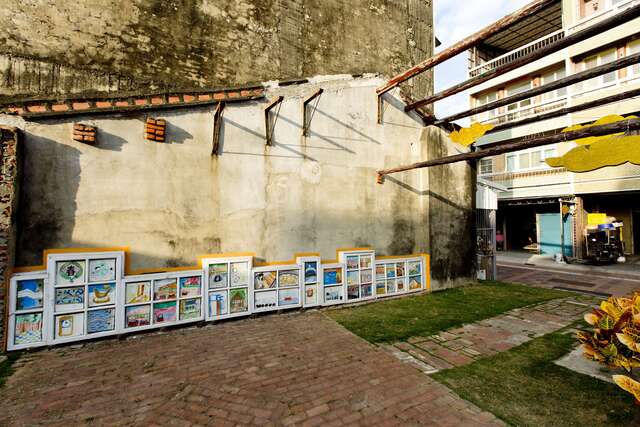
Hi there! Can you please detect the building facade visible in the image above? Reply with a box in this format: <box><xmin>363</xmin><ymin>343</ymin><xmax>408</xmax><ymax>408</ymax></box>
<box><xmin>470</xmin><ymin>0</ymin><xmax>640</xmax><ymax>258</ymax></box>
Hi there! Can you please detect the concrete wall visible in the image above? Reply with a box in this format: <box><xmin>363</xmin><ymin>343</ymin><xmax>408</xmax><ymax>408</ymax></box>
<box><xmin>1</xmin><ymin>76</ymin><xmax>473</xmax><ymax>289</ymax></box>
<box><xmin>0</xmin><ymin>0</ymin><xmax>433</xmax><ymax>100</ymax></box>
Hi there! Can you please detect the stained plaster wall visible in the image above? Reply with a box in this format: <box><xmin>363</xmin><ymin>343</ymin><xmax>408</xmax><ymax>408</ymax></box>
<box><xmin>2</xmin><ymin>76</ymin><xmax>473</xmax><ymax>290</ymax></box>
<box><xmin>0</xmin><ymin>0</ymin><xmax>433</xmax><ymax>101</ymax></box>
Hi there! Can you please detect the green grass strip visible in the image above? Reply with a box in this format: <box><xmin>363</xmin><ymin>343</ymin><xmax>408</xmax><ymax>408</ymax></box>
<box><xmin>327</xmin><ymin>281</ymin><xmax>569</xmax><ymax>343</ymax></box>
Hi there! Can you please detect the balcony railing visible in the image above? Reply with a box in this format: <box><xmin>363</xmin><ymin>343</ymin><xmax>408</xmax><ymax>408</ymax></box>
<box><xmin>478</xmin><ymin>96</ymin><xmax>568</xmax><ymax>126</ymax></box>
<box><xmin>469</xmin><ymin>30</ymin><xmax>565</xmax><ymax>78</ymax></box>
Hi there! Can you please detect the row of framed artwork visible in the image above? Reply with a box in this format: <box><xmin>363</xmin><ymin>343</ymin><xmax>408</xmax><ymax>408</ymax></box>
<box><xmin>6</xmin><ymin>249</ymin><xmax>428</xmax><ymax>351</ymax></box>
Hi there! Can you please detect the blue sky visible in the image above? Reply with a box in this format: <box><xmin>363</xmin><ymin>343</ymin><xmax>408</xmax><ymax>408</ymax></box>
<box><xmin>434</xmin><ymin>0</ymin><xmax>532</xmax><ymax>122</ymax></box>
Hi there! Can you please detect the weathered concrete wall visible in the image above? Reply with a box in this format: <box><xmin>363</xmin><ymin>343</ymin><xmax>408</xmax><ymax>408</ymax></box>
<box><xmin>0</xmin><ymin>127</ymin><xmax>20</xmax><ymax>346</ymax></box>
<box><xmin>0</xmin><ymin>0</ymin><xmax>433</xmax><ymax>100</ymax></box>
<box><xmin>4</xmin><ymin>76</ymin><xmax>460</xmax><ymax>276</ymax></box>
<box><xmin>424</xmin><ymin>126</ymin><xmax>476</xmax><ymax>288</ymax></box>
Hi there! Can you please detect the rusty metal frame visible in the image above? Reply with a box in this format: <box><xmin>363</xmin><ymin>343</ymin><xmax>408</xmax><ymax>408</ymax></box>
<box><xmin>211</xmin><ymin>101</ymin><xmax>226</xmax><ymax>155</ymax></box>
<box><xmin>302</xmin><ymin>89</ymin><xmax>323</xmax><ymax>137</ymax></box>
<box><xmin>265</xmin><ymin>96</ymin><xmax>284</xmax><ymax>146</ymax></box>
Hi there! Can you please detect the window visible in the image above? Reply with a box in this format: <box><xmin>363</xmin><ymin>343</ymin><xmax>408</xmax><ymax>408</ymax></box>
<box><xmin>479</xmin><ymin>159</ymin><xmax>494</xmax><ymax>175</ymax></box>
<box><xmin>541</xmin><ymin>67</ymin><xmax>567</xmax><ymax>100</ymax></box>
<box><xmin>506</xmin><ymin>80</ymin><xmax>533</xmax><ymax>111</ymax></box>
<box><xmin>580</xmin><ymin>0</ymin><xmax>605</xmax><ymax>18</ymax></box>
<box><xmin>476</xmin><ymin>92</ymin><xmax>498</xmax><ymax>120</ymax></box>
<box><xmin>630</xmin><ymin>39</ymin><xmax>640</xmax><ymax>76</ymax></box>
<box><xmin>574</xmin><ymin>48</ymin><xmax>618</xmax><ymax>92</ymax></box>
<box><xmin>505</xmin><ymin>148</ymin><xmax>557</xmax><ymax>172</ymax></box>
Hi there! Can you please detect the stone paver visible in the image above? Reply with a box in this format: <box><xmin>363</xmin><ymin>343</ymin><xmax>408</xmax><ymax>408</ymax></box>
<box><xmin>388</xmin><ymin>295</ymin><xmax>601</xmax><ymax>371</ymax></box>
<box><xmin>0</xmin><ymin>311</ymin><xmax>503</xmax><ymax>426</ymax></box>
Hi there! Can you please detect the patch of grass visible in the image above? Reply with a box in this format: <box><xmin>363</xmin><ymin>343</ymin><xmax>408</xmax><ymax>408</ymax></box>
<box><xmin>432</xmin><ymin>328</ymin><xmax>640</xmax><ymax>426</ymax></box>
<box><xmin>0</xmin><ymin>352</ymin><xmax>20</xmax><ymax>388</ymax></box>
<box><xmin>327</xmin><ymin>281</ymin><xmax>569</xmax><ymax>343</ymax></box>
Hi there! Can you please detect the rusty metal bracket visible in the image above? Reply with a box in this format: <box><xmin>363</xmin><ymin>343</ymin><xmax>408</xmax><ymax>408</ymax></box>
<box><xmin>377</xmin><ymin>93</ymin><xmax>383</xmax><ymax>125</ymax></box>
<box><xmin>265</xmin><ymin>96</ymin><xmax>284</xmax><ymax>146</ymax></box>
<box><xmin>302</xmin><ymin>89</ymin><xmax>323</xmax><ymax>137</ymax></box>
<box><xmin>211</xmin><ymin>101</ymin><xmax>226</xmax><ymax>155</ymax></box>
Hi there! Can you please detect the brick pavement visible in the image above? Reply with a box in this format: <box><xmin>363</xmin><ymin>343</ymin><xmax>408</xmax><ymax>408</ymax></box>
<box><xmin>386</xmin><ymin>295</ymin><xmax>601</xmax><ymax>372</ymax></box>
<box><xmin>0</xmin><ymin>311</ymin><xmax>503</xmax><ymax>426</ymax></box>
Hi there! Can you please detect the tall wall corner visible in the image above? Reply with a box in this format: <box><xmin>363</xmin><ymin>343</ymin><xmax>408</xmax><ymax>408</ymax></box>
<box><xmin>0</xmin><ymin>126</ymin><xmax>21</xmax><ymax>351</ymax></box>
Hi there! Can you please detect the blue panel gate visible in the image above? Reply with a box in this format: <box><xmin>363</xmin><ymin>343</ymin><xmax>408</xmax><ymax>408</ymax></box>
<box><xmin>537</xmin><ymin>213</ymin><xmax>573</xmax><ymax>256</ymax></box>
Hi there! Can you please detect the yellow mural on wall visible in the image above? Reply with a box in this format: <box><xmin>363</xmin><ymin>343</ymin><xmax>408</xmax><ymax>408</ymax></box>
<box><xmin>449</xmin><ymin>122</ymin><xmax>494</xmax><ymax>146</ymax></box>
<box><xmin>545</xmin><ymin>115</ymin><xmax>640</xmax><ymax>172</ymax></box>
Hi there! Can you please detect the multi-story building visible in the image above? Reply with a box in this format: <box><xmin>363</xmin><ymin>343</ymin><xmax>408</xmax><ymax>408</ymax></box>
<box><xmin>471</xmin><ymin>0</ymin><xmax>640</xmax><ymax>258</ymax></box>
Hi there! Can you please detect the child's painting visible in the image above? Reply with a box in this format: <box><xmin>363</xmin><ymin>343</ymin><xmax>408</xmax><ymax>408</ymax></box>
<box><xmin>376</xmin><ymin>281</ymin><xmax>386</xmax><ymax>295</ymax></box>
<box><xmin>230</xmin><ymin>262</ymin><xmax>248</xmax><ymax>287</ymax></box>
<box><xmin>16</xmin><ymin>278</ymin><xmax>44</xmax><ymax>311</ymax></box>
<box><xmin>396</xmin><ymin>278</ymin><xmax>405</xmax><ymax>292</ymax></box>
<box><xmin>347</xmin><ymin>271</ymin><xmax>359</xmax><ymax>286</ymax></box>
<box><xmin>255</xmin><ymin>290</ymin><xmax>277</xmax><ymax>310</ymax></box>
<box><xmin>360</xmin><ymin>256</ymin><xmax>372</xmax><ymax>269</ymax></box>
<box><xmin>323</xmin><ymin>268</ymin><xmax>342</xmax><ymax>286</ymax></box>
<box><xmin>278</xmin><ymin>270</ymin><xmax>299</xmax><ymax>288</ymax></box>
<box><xmin>87</xmin><ymin>308</ymin><xmax>115</xmax><ymax>333</ymax></box>
<box><xmin>346</xmin><ymin>256</ymin><xmax>359</xmax><ymax>270</ymax></box>
<box><xmin>179</xmin><ymin>298</ymin><xmax>201</xmax><ymax>320</ymax></box>
<box><xmin>56</xmin><ymin>260</ymin><xmax>85</xmax><ymax>285</ymax></box>
<box><xmin>304</xmin><ymin>261</ymin><xmax>318</xmax><ymax>283</ymax></box>
<box><xmin>55</xmin><ymin>312</ymin><xmax>84</xmax><ymax>339</ymax></box>
<box><xmin>153</xmin><ymin>301</ymin><xmax>177</xmax><ymax>323</ymax></box>
<box><xmin>14</xmin><ymin>313</ymin><xmax>43</xmax><ymax>345</ymax></box>
<box><xmin>180</xmin><ymin>276</ymin><xmax>201</xmax><ymax>298</ymax></box>
<box><xmin>386</xmin><ymin>280</ymin><xmax>397</xmax><ymax>294</ymax></box>
<box><xmin>88</xmin><ymin>259</ymin><xmax>116</xmax><ymax>282</ymax></box>
<box><xmin>208</xmin><ymin>290</ymin><xmax>228</xmax><ymax>317</ymax></box>
<box><xmin>254</xmin><ymin>271</ymin><xmax>277</xmax><ymax>290</ymax></box>
<box><xmin>305</xmin><ymin>285</ymin><xmax>317</xmax><ymax>305</ymax></box>
<box><xmin>55</xmin><ymin>287</ymin><xmax>85</xmax><ymax>312</ymax></box>
<box><xmin>278</xmin><ymin>288</ymin><xmax>299</xmax><ymax>306</ymax></box>
<box><xmin>154</xmin><ymin>278</ymin><xmax>177</xmax><ymax>301</ymax></box>
<box><xmin>409</xmin><ymin>276</ymin><xmax>422</xmax><ymax>290</ymax></box>
<box><xmin>125</xmin><ymin>305</ymin><xmax>151</xmax><ymax>328</ymax></box>
<box><xmin>126</xmin><ymin>281</ymin><xmax>151</xmax><ymax>304</ymax></box>
<box><xmin>408</xmin><ymin>261</ymin><xmax>421</xmax><ymax>276</ymax></box>
<box><xmin>386</xmin><ymin>264</ymin><xmax>396</xmax><ymax>278</ymax></box>
<box><xmin>325</xmin><ymin>286</ymin><xmax>343</xmax><ymax>302</ymax></box>
<box><xmin>396</xmin><ymin>263</ymin><xmax>405</xmax><ymax>277</ymax></box>
<box><xmin>375</xmin><ymin>265</ymin><xmax>385</xmax><ymax>281</ymax></box>
<box><xmin>360</xmin><ymin>269</ymin><xmax>372</xmax><ymax>284</ymax></box>
<box><xmin>347</xmin><ymin>285</ymin><xmax>359</xmax><ymax>300</ymax></box>
<box><xmin>208</xmin><ymin>263</ymin><xmax>228</xmax><ymax>289</ymax></box>
<box><xmin>88</xmin><ymin>283</ymin><xmax>115</xmax><ymax>307</ymax></box>
<box><xmin>361</xmin><ymin>284</ymin><xmax>373</xmax><ymax>298</ymax></box>
<box><xmin>229</xmin><ymin>288</ymin><xmax>248</xmax><ymax>313</ymax></box>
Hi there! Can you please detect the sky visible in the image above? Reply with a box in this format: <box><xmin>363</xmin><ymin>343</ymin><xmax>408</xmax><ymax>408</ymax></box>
<box><xmin>433</xmin><ymin>0</ymin><xmax>532</xmax><ymax>123</ymax></box>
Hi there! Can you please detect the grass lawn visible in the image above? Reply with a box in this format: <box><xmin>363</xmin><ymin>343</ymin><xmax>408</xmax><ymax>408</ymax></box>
<box><xmin>327</xmin><ymin>281</ymin><xmax>569</xmax><ymax>343</ymax></box>
<box><xmin>432</xmin><ymin>326</ymin><xmax>640</xmax><ymax>426</ymax></box>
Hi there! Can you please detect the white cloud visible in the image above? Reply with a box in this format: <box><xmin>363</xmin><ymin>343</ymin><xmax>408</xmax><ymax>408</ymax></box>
<box><xmin>433</xmin><ymin>0</ymin><xmax>532</xmax><ymax>123</ymax></box>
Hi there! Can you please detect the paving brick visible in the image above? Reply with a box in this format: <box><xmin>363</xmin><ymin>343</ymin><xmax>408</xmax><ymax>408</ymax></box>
<box><xmin>0</xmin><ymin>311</ymin><xmax>502</xmax><ymax>426</ymax></box>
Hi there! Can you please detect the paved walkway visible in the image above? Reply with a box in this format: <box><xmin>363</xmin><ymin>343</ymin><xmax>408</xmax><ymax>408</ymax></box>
<box><xmin>385</xmin><ymin>295</ymin><xmax>600</xmax><ymax>373</ymax></box>
<box><xmin>0</xmin><ymin>311</ymin><xmax>503</xmax><ymax>426</ymax></box>
<box><xmin>498</xmin><ymin>263</ymin><xmax>640</xmax><ymax>296</ymax></box>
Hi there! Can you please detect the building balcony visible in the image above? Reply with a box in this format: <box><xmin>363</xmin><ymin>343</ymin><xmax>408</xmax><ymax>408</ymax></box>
<box><xmin>469</xmin><ymin>30</ymin><xmax>565</xmax><ymax>78</ymax></box>
<box><xmin>476</xmin><ymin>95</ymin><xmax>568</xmax><ymax>126</ymax></box>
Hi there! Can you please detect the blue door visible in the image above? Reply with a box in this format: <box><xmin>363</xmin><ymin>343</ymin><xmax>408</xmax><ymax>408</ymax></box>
<box><xmin>538</xmin><ymin>213</ymin><xmax>574</xmax><ymax>256</ymax></box>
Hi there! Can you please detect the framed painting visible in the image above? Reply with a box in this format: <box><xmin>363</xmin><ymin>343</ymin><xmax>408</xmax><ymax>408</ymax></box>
<box><xmin>208</xmin><ymin>264</ymin><xmax>228</xmax><ymax>289</ymax></box>
<box><xmin>87</xmin><ymin>283</ymin><xmax>116</xmax><ymax>307</ymax></box>
<box><xmin>360</xmin><ymin>284</ymin><xmax>373</xmax><ymax>298</ymax></box>
<box><xmin>278</xmin><ymin>288</ymin><xmax>299</xmax><ymax>306</ymax></box>
<box><xmin>323</xmin><ymin>268</ymin><xmax>342</xmax><ymax>286</ymax></box>
<box><xmin>14</xmin><ymin>313</ymin><xmax>43</xmax><ymax>345</ymax></box>
<box><xmin>386</xmin><ymin>264</ymin><xmax>396</xmax><ymax>278</ymax></box>
<box><xmin>87</xmin><ymin>308</ymin><xmax>115</xmax><ymax>334</ymax></box>
<box><xmin>229</xmin><ymin>288</ymin><xmax>248</xmax><ymax>313</ymax></box>
<box><xmin>324</xmin><ymin>286</ymin><xmax>343</xmax><ymax>303</ymax></box>
<box><xmin>346</xmin><ymin>256</ymin><xmax>359</xmax><ymax>270</ymax></box>
<box><xmin>347</xmin><ymin>271</ymin><xmax>359</xmax><ymax>286</ymax></box>
<box><xmin>125</xmin><ymin>304</ymin><xmax>151</xmax><ymax>328</ymax></box>
<box><xmin>125</xmin><ymin>281</ymin><xmax>152</xmax><ymax>304</ymax></box>
<box><xmin>55</xmin><ymin>312</ymin><xmax>84</xmax><ymax>339</ymax></box>
<box><xmin>304</xmin><ymin>285</ymin><xmax>317</xmax><ymax>305</ymax></box>
<box><xmin>360</xmin><ymin>269</ymin><xmax>372</xmax><ymax>284</ymax></box>
<box><xmin>179</xmin><ymin>298</ymin><xmax>201</xmax><ymax>320</ymax></box>
<box><xmin>230</xmin><ymin>262</ymin><xmax>249</xmax><ymax>287</ymax></box>
<box><xmin>55</xmin><ymin>287</ymin><xmax>85</xmax><ymax>312</ymax></box>
<box><xmin>56</xmin><ymin>260</ymin><xmax>85</xmax><ymax>285</ymax></box>
<box><xmin>375</xmin><ymin>265</ymin><xmax>385</xmax><ymax>281</ymax></box>
<box><xmin>304</xmin><ymin>261</ymin><xmax>318</xmax><ymax>283</ymax></box>
<box><xmin>376</xmin><ymin>281</ymin><xmax>386</xmax><ymax>295</ymax></box>
<box><xmin>409</xmin><ymin>276</ymin><xmax>422</xmax><ymax>290</ymax></box>
<box><xmin>153</xmin><ymin>301</ymin><xmax>177</xmax><ymax>323</ymax></box>
<box><xmin>179</xmin><ymin>276</ymin><xmax>201</xmax><ymax>298</ymax></box>
<box><xmin>16</xmin><ymin>278</ymin><xmax>44</xmax><ymax>311</ymax></box>
<box><xmin>88</xmin><ymin>258</ymin><xmax>116</xmax><ymax>283</ymax></box>
<box><xmin>396</xmin><ymin>263</ymin><xmax>405</xmax><ymax>277</ymax></box>
<box><xmin>360</xmin><ymin>256</ymin><xmax>372</xmax><ymax>269</ymax></box>
<box><xmin>347</xmin><ymin>285</ymin><xmax>359</xmax><ymax>300</ymax></box>
<box><xmin>278</xmin><ymin>270</ymin><xmax>299</xmax><ymax>288</ymax></box>
<box><xmin>408</xmin><ymin>261</ymin><xmax>421</xmax><ymax>276</ymax></box>
<box><xmin>255</xmin><ymin>290</ymin><xmax>277</xmax><ymax>310</ymax></box>
<box><xmin>254</xmin><ymin>271</ymin><xmax>277</xmax><ymax>290</ymax></box>
<box><xmin>154</xmin><ymin>278</ymin><xmax>177</xmax><ymax>301</ymax></box>
<box><xmin>396</xmin><ymin>278</ymin><xmax>406</xmax><ymax>292</ymax></box>
<box><xmin>208</xmin><ymin>290</ymin><xmax>228</xmax><ymax>317</ymax></box>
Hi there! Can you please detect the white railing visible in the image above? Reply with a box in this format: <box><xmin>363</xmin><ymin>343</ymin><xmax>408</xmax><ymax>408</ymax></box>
<box><xmin>478</xmin><ymin>96</ymin><xmax>568</xmax><ymax>126</ymax></box>
<box><xmin>469</xmin><ymin>30</ymin><xmax>565</xmax><ymax>78</ymax></box>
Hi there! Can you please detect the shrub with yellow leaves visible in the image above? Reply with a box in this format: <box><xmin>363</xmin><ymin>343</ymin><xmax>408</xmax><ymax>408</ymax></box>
<box><xmin>578</xmin><ymin>293</ymin><xmax>640</xmax><ymax>403</ymax></box>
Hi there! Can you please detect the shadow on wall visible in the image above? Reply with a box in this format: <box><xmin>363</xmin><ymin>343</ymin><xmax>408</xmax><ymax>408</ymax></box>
<box><xmin>17</xmin><ymin>134</ymin><xmax>80</xmax><ymax>266</ymax></box>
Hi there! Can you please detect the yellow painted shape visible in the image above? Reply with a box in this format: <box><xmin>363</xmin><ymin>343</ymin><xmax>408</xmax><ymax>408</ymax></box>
<box><xmin>588</xmin><ymin>213</ymin><xmax>608</xmax><ymax>226</ymax></box>
<box><xmin>449</xmin><ymin>122</ymin><xmax>494</xmax><ymax>146</ymax></box>
<box><xmin>562</xmin><ymin>114</ymin><xmax>637</xmax><ymax>146</ymax></box>
<box><xmin>545</xmin><ymin>135</ymin><xmax>640</xmax><ymax>172</ymax></box>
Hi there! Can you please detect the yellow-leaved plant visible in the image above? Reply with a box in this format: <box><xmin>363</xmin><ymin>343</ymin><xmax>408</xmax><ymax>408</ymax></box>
<box><xmin>578</xmin><ymin>292</ymin><xmax>640</xmax><ymax>403</ymax></box>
